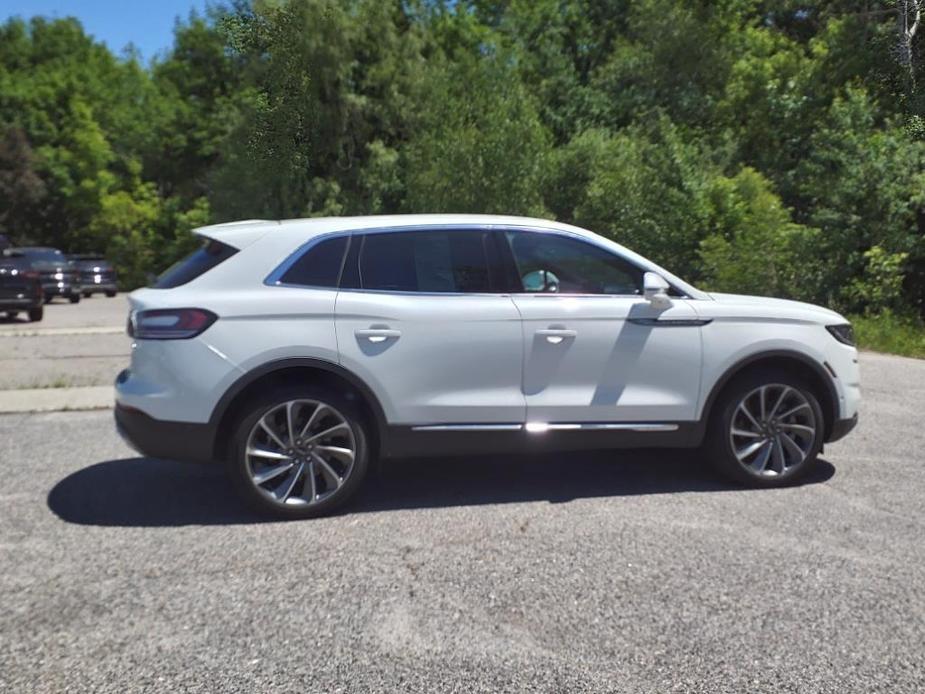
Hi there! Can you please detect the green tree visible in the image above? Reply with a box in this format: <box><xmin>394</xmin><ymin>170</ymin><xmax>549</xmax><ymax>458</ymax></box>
<box><xmin>402</xmin><ymin>52</ymin><xmax>551</xmax><ymax>215</ymax></box>
<box><xmin>0</xmin><ymin>126</ymin><xmax>46</xmax><ymax>240</ymax></box>
<box><xmin>699</xmin><ymin>167</ymin><xmax>820</xmax><ymax>299</ymax></box>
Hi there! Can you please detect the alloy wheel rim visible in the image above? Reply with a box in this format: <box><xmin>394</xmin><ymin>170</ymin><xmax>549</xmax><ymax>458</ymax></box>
<box><xmin>245</xmin><ymin>399</ymin><xmax>356</xmax><ymax>506</ymax></box>
<box><xmin>729</xmin><ymin>384</ymin><xmax>816</xmax><ymax>477</ymax></box>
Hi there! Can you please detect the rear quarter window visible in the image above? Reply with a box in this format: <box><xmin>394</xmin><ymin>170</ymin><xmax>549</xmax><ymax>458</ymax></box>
<box><xmin>277</xmin><ymin>235</ymin><xmax>348</xmax><ymax>287</ymax></box>
<box><xmin>153</xmin><ymin>240</ymin><xmax>237</xmax><ymax>289</ymax></box>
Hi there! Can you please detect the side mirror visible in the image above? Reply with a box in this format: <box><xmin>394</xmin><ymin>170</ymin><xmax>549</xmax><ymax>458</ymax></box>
<box><xmin>643</xmin><ymin>272</ymin><xmax>672</xmax><ymax>309</ymax></box>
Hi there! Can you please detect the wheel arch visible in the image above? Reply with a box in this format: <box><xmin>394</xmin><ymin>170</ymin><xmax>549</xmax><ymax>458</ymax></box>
<box><xmin>698</xmin><ymin>350</ymin><xmax>839</xmax><ymax>443</ymax></box>
<box><xmin>208</xmin><ymin>358</ymin><xmax>388</xmax><ymax>461</ymax></box>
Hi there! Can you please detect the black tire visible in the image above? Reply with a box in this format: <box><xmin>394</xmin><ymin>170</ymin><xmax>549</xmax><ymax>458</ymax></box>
<box><xmin>69</xmin><ymin>293</ymin><xmax>80</xmax><ymax>304</ymax></box>
<box><xmin>227</xmin><ymin>384</ymin><xmax>370</xmax><ymax>519</ymax></box>
<box><xmin>27</xmin><ymin>307</ymin><xmax>43</xmax><ymax>322</ymax></box>
<box><xmin>105</xmin><ymin>290</ymin><xmax>116</xmax><ymax>297</ymax></box>
<box><xmin>704</xmin><ymin>369</ymin><xmax>825</xmax><ymax>487</ymax></box>
<box><xmin>5</xmin><ymin>311</ymin><xmax>18</xmax><ymax>320</ymax></box>
<box><xmin>83</xmin><ymin>291</ymin><xmax>92</xmax><ymax>298</ymax></box>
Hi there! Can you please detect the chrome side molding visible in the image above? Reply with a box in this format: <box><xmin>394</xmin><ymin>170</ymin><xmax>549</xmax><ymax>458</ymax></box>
<box><xmin>411</xmin><ymin>422</ymin><xmax>679</xmax><ymax>433</ymax></box>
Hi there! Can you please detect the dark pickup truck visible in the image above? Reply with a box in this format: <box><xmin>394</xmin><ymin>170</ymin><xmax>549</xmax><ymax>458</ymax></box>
<box><xmin>0</xmin><ymin>250</ymin><xmax>44</xmax><ymax>321</ymax></box>
<box><xmin>15</xmin><ymin>247</ymin><xmax>81</xmax><ymax>303</ymax></box>
<box><xmin>69</xmin><ymin>254</ymin><xmax>118</xmax><ymax>297</ymax></box>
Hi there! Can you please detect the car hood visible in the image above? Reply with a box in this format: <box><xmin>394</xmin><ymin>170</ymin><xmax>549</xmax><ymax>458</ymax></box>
<box><xmin>706</xmin><ymin>292</ymin><xmax>847</xmax><ymax>325</ymax></box>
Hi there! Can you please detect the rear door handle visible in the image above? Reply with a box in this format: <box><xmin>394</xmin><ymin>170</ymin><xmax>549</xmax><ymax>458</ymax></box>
<box><xmin>355</xmin><ymin>328</ymin><xmax>401</xmax><ymax>343</ymax></box>
<box><xmin>535</xmin><ymin>328</ymin><xmax>577</xmax><ymax>344</ymax></box>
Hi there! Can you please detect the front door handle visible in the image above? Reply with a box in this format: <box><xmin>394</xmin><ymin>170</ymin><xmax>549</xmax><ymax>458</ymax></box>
<box><xmin>535</xmin><ymin>328</ymin><xmax>577</xmax><ymax>344</ymax></box>
<box><xmin>355</xmin><ymin>328</ymin><xmax>401</xmax><ymax>343</ymax></box>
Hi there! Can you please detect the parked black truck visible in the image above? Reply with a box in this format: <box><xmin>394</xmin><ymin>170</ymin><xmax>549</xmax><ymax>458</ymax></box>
<box><xmin>68</xmin><ymin>254</ymin><xmax>117</xmax><ymax>297</ymax></box>
<box><xmin>15</xmin><ymin>247</ymin><xmax>81</xmax><ymax>303</ymax></box>
<box><xmin>0</xmin><ymin>250</ymin><xmax>44</xmax><ymax>321</ymax></box>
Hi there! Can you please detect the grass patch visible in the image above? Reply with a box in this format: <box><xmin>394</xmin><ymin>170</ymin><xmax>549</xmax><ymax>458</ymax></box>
<box><xmin>851</xmin><ymin>312</ymin><xmax>925</xmax><ymax>360</ymax></box>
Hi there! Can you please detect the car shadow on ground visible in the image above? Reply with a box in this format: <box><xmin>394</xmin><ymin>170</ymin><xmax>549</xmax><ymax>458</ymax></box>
<box><xmin>47</xmin><ymin>451</ymin><xmax>836</xmax><ymax>527</ymax></box>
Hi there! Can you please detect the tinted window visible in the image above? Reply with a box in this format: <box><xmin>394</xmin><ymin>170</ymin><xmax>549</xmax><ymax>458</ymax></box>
<box><xmin>22</xmin><ymin>249</ymin><xmax>65</xmax><ymax>263</ymax></box>
<box><xmin>76</xmin><ymin>259</ymin><xmax>112</xmax><ymax>270</ymax></box>
<box><xmin>153</xmin><ymin>239</ymin><xmax>237</xmax><ymax>289</ymax></box>
<box><xmin>279</xmin><ymin>236</ymin><xmax>348</xmax><ymax>287</ymax></box>
<box><xmin>359</xmin><ymin>231</ymin><xmax>494</xmax><ymax>293</ymax></box>
<box><xmin>506</xmin><ymin>232</ymin><xmax>642</xmax><ymax>295</ymax></box>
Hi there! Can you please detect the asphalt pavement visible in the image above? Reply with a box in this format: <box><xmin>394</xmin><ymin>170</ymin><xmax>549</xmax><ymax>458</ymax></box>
<box><xmin>0</xmin><ymin>295</ymin><xmax>129</xmax><ymax>404</ymax></box>
<box><xmin>0</xmin><ymin>352</ymin><xmax>923</xmax><ymax>692</ymax></box>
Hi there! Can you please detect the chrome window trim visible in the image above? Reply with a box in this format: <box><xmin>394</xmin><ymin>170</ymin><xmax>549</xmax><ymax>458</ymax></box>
<box><xmin>264</xmin><ymin>223</ymin><xmax>691</xmax><ymax>298</ymax></box>
<box><xmin>264</xmin><ymin>230</ymin><xmax>351</xmax><ymax>289</ymax></box>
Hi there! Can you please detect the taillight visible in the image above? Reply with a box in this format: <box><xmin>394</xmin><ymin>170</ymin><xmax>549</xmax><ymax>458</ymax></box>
<box><xmin>129</xmin><ymin>308</ymin><xmax>217</xmax><ymax>340</ymax></box>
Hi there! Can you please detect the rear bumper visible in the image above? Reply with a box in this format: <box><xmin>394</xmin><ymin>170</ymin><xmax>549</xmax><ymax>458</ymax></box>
<box><xmin>826</xmin><ymin>412</ymin><xmax>858</xmax><ymax>443</ymax></box>
<box><xmin>114</xmin><ymin>401</ymin><xmax>216</xmax><ymax>463</ymax></box>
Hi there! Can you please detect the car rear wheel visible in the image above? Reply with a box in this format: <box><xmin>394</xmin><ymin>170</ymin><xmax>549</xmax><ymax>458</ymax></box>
<box><xmin>105</xmin><ymin>290</ymin><xmax>116</xmax><ymax>297</ymax></box>
<box><xmin>705</xmin><ymin>370</ymin><xmax>824</xmax><ymax>487</ymax></box>
<box><xmin>228</xmin><ymin>386</ymin><xmax>370</xmax><ymax>519</ymax></box>
<box><xmin>27</xmin><ymin>307</ymin><xmax>43</xmax><ymax>322</ymax></box>
<box><xmin>68</xmin><ymin>293</ymin><xmax>80</xmax><ymax>304</ymax></box>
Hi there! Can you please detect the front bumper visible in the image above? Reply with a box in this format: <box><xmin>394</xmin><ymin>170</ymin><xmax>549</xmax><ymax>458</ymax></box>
<box><xmin>826</xmin><ymin>412</ymin><xmax>858</xmax><ymax>443</ymax></box>
<box><xmin>42</xmin><ymin>281</ymin><xmax>80</xmax><ymax>297</ymax></box>
<box><xmin>115</xmin><ymin>401</ymin><xmax>216</xmax><ymax>463</ymax></box>
<box><xmin>82</xmin><ymin>282</ymin><xmax>117</xmax><ymax>294</ymax></box>
<box><xmin>0</xmin><ymin>295</ymin><xmax>42</xmax><ymax>310</ymax></box>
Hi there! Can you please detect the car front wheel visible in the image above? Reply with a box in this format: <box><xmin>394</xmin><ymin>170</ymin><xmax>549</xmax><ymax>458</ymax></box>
<box><xmin>228</xmin><ymin>386</ymin><xmax>370</xmax><ymax>519</ymax></box>
<box><xmin>706</xmin><ymin>370</ymin><xmax>824</xmax><ymax>487</ymax></box>
<box><xmin>27</xmin><ymin>307</ymin><xmax>43</xmax><ymax>322</ymax></box>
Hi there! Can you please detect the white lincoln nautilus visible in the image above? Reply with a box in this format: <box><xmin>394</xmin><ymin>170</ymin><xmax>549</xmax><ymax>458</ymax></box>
<box><xmin>115</xmin><ymin>215</ymin><xmax>860</xmax><ymax>518</ymax></box>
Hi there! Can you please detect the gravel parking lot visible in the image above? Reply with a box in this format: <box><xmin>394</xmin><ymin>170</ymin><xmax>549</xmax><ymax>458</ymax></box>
<box><xmin>0</xmin><ymin>351</ymin><xmax>923</xmax><ymax>692</ymax></box>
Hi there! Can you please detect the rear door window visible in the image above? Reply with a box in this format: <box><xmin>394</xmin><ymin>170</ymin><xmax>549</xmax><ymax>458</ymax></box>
<box><xmin>153</xmin><ymin>239</ymin><xmax>237</xmax><ymax>289</ymax></box>
<box><xmin>357</xmin><ymin>230</ymin><xmax>497</xmax><ymax>293</ymax></box>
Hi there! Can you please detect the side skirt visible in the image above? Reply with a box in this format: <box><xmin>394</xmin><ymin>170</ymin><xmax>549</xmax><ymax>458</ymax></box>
<box><xmin>381</xmin><ymin>422</ymin><xmax>703</xmax><ymax>459</ymax></box>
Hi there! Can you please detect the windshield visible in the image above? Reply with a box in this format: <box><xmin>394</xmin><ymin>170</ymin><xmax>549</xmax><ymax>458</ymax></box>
<box><xmin>23</xmin><ymin>250</ymin><xmax>66</xmax><ymax>263</ymax></box>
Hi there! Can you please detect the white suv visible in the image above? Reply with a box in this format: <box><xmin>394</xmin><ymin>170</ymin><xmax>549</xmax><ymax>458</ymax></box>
<box><xmin>115</xmin><ymin>215</ymin><xmax>860</xmax><ymax>518</ymax></box>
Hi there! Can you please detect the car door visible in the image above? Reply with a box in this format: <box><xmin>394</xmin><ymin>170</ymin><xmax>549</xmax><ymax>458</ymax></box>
<box><xmin>335</xmin><ymin>228</ymin><xmax>525</xmax><ymax>426</ymax></box>
<box><xmin>503</xmin><ymin>229</ymin><xmax>703</xmax><ymax>425</ymax></box>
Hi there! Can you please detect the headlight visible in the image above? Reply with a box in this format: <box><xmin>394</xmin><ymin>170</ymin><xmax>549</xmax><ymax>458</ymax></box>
<box><xmin>826</xmin><ymin>323</ymin><xmax>855</xmax><ymax>347</ymax></box>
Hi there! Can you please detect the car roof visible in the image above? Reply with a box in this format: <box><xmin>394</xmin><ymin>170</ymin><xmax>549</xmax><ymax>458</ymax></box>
<box><xmin>194</xmin><ymin>214</ymin><xmax>606</xmax><ymax>251</ymax></box>
<box><xmin>15</xmin><ymin>246</ymin><xmax>62</xmax><ymax>253</ymax></box>
<box><xmin>194</xmin><ymin>214</ymin><xmax>709</xmax><ymax>300</ymax></box>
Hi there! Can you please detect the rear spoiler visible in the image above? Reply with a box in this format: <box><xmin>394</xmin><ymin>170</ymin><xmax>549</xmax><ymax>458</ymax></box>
<box><xmin>192</xmin><ymin>219</ymin><xmax>281</xmax><ymax>250</ymax></box>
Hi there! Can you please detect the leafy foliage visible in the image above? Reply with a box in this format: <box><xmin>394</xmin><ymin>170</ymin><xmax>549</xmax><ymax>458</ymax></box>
<box><xmin>0</xmin><ymin>0</ymin><xmax>923</xmax><ymax>333</ymax></box>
